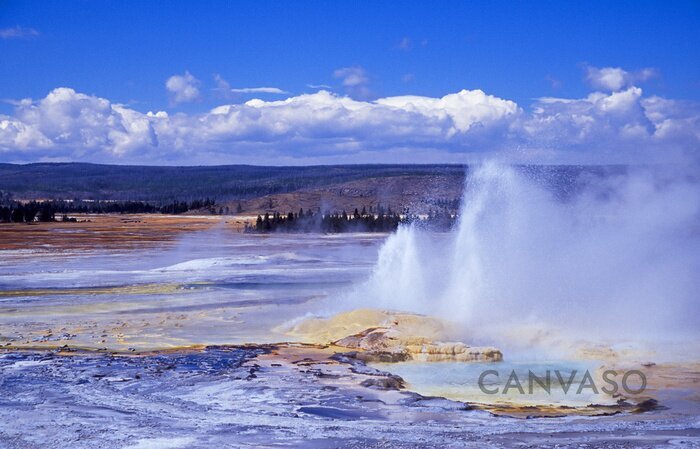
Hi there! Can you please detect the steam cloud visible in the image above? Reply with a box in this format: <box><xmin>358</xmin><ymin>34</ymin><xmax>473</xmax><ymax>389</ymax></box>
<box><xmin>347</xmin><ymin>162</ymin><xmax>700</xmax><ymax>358</ymax></box>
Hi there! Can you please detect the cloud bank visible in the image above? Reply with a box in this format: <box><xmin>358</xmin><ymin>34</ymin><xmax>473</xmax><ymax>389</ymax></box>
<box><xmin>1</xmin><ymin>70</ymin><xmax>698</xmax><ymax>165</ymax></box>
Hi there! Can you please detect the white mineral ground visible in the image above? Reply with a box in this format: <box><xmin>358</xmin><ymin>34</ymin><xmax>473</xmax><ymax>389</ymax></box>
<box><xmin>1</xmin><ymin>216</ymin><xmax>699</xmax><ymax>447</ymax></box>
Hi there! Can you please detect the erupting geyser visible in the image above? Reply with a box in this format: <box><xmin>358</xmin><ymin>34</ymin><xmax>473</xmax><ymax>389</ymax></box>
<box><xmin>346</xmin><ymin>162</ymin><xmax>700</xmax><ymax>360</ymax></box>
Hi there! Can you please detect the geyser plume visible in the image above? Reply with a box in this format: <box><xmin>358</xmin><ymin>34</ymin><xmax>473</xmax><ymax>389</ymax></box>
<box><xmin>346</xmin><ymin>162</ymin><xmax>700</xmax><ymax>357</ymax></box>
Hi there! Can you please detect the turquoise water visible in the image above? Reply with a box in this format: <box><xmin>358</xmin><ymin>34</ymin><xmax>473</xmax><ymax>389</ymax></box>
<box><xmin>370</xmin><ymin>360</ymin><xmax>618</xmax><ymax>407</ymax></box>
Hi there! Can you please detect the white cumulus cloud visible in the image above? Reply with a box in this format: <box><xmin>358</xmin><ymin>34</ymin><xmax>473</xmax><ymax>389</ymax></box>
<box><xmin>165</xmin><ymin>71</ymin><xmax>201</xmax><ymax>104</ymax></box>
<box><xmin>585</xmin><ymin>65</ymin><xmax>659</xmax><ymax>92</ymax></box>
<box><xmin>0</xmin><ymin>88</ymin><xmax>158</xmax><ymax>159</ymax></box>
<box><xmin>0</xmin><ymin>82</ymin><xmax>698</xmax><ymax>165</ymax></box>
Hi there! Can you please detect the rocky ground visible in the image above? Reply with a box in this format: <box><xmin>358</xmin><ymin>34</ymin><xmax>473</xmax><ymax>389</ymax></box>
<box><xmin>1</xmin><ymin>344</ymin><xmax>699</xmax><ymax>449</ymax></box>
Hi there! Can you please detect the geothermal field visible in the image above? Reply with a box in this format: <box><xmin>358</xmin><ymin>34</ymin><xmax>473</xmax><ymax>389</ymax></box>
<box><xmin>1</xmin><ymin>164</ymin><xmax>699</xmax><ymax>448</ymax></box>
<box><xmin>3</xmin><ymin>1</ymin><xmax>699</xmax><ymax>447</ymax></box>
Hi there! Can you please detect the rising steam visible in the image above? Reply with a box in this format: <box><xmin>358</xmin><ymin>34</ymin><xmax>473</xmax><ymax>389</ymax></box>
<box><xmin>345</xmin><ymin>162</ymin><xmax>700</xmax><ymax>358</ymax></box>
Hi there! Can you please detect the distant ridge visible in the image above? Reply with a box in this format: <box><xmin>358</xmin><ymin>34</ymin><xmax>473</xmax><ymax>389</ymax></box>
<box><xmin>0</xmin><ymin>163</ymin><xmax>467</xmax><ymax>201</ymax></box>
<box><xmin>0</xmin><ymin>162</ymin><xmax>623</xmax><ymax>203</ymax></box>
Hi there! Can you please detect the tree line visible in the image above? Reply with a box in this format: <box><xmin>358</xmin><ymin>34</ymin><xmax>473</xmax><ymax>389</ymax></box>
<box><xmin>0</xmin><ymin>198</ymin><xmax>218</xmax><ymax>223</ymax></box>
<box><xmin>245</xmin><ymin>207</ymin><xmax>457</xmax><ymax>234</ymax></box>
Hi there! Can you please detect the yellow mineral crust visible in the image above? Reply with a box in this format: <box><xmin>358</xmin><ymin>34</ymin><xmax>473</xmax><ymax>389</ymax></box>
<box><xmin>286</xmin><ymin>309</ymin><xmax>502</xmax><ymax>363</ymax></box>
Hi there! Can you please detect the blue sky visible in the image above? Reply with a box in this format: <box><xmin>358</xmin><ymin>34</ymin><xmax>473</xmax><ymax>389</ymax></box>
<box><xmin>1</xmin><ymin>0</ymin><xmax>699</xmax><ymax>165</ymax></box>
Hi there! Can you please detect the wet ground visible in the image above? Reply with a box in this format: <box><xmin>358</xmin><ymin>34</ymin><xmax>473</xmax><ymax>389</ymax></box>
<box><xmin>1</xmin><ymin>345</ymin><xmax>699</xmax><ymax>448</ymax></box>
<box><xmin>0</xmin><ymin>217</ymin><xmax>382</xmax><ymax>350</ymax></box>
<box><xmin>1</xmin><ymin>216</ymin><xmax>699</xmax><ymax>448</ymax></box>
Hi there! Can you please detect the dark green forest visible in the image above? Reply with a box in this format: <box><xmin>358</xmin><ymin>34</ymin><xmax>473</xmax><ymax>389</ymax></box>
<box><xmin>0</xmin><ymin>163</ymin><xmax>619</xmax><ymax>202</ymax></box>
<box><xmin>246</xmin><ymin>207</ymin><xmax>457</xmax><ymax>234</ymax></box>
<box><xmin>0</xmin><ymin>198</ymin><xmax>218</xmax><ymax>223</ymax></box>
<box><xmin>0</xmin><ymin>163</ymin><xmax>466</xmax><ymax>202</ymax></box>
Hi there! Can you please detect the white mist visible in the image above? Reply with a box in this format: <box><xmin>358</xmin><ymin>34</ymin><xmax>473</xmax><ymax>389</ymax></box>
<box><xmin>346</xmin><ymin>162</ymin><xmax>700</xmax><ymax>360</ymax></box>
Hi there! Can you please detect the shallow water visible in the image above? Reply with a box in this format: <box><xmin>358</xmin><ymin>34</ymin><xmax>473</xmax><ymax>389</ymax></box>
<box><xmin>370</xmin><ymin>360</ymin><xmax>619</xmax><ymax>407</ymax></box>
<box><xmin>0</xmin><ymin>228</ymin><xmax>387</xmax><ymax>349</ymax></box>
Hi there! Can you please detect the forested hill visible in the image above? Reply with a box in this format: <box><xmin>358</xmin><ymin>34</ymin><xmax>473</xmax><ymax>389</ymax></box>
<box><xmin>0</xmin><ymin>163</ymin><xmax>625</xmax><ymax>203</ymax></box>
<box><xmin>0</xmin><ymin>163</ymin><xmax>467</xmax><ymax>202</ymax></box>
